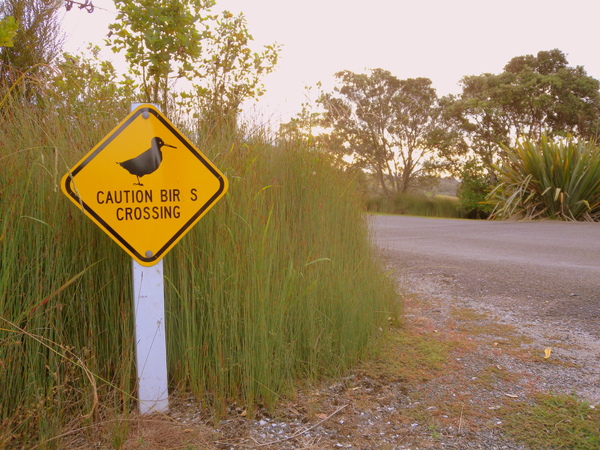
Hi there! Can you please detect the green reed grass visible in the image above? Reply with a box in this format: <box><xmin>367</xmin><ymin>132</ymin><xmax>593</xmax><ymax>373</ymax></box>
<box><xmin>165</xmin><ymin>139</ymin><xmax>399</xmax><ymax>413</ymax></box>
<box><xmin>0</xmin><ymin>83</ymin><xmax>398</xmax><ymax>445</ymax></box>
<box><xmin>367</xmin><ymin>193</ymin><xmax>461</xmax><ymax>218</ymax></box>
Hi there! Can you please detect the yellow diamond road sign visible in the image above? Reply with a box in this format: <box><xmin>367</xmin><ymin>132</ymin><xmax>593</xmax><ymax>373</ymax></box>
<box><xmin>61</xmin><ymin>104</ymin><xmax>228</xmax><ymax>266</ymax></box>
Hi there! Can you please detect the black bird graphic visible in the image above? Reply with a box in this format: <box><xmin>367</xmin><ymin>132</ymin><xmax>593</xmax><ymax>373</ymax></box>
<box><xmin>117</xmin><ymin>137</ymin><xmax>176</xmax><ymax>186</ymax></box>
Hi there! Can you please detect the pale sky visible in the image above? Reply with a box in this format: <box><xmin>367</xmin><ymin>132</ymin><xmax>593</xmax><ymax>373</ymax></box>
<box><xmin>60</xmin><ymin>0</ymin><xmax>600</xmax><ymax>125</ymax></box>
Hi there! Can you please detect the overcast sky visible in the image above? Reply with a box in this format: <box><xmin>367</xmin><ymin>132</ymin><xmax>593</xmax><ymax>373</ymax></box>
<box><xmin>60</xmin><ymin>0</ymin><xmax>600</xmax><ymax>125</ymax></box>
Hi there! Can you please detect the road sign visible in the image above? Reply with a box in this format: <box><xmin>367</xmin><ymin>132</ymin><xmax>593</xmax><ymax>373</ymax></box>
<box><xmin>61</xmin><ymin>104</ymin><xmax>228</xmax><ymax>266</ymax></box>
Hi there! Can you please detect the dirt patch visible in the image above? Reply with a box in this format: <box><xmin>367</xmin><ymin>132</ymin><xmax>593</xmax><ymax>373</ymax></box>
<box><xmin>391</xmin><ymin>253</ymin><xmax>600</xmax><ymax>408</ymax></box>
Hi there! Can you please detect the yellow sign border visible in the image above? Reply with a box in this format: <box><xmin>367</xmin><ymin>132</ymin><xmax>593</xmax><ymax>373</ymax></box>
<box><xmin>61</xmin><ymin>104</ymin><xmax>228</xmax><ymax>266</ymax></box>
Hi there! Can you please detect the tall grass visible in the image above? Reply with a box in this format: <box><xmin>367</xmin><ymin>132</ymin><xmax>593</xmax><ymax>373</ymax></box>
<box><xmin>366</xmin><ymin>193</ymin><xmax>462</xmax><ymax>218</ymax></box>
<box><xmin>1</xmin><ymin>83</ymin><xmax>136</xmax><ymax>445</ymax></box>
<box><xmin>488</xmin><ymin>136</ymin><xmax>600</xmax><ymax>221</ymax></box>
<box><xmin>166</xmin><ymin>140</ymin><xmax>398</xmax><ymax>412</ymax></box>
<box><xmin>0</xmin><ymin>82</ymin><xmax>398</xmax><ymax>444</ymax></box>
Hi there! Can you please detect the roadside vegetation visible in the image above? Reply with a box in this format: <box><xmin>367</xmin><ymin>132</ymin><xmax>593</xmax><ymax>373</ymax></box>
<box><xmin>366</xmin><ymin>193</ymin><xmax>462</xmax><ymax>218</ymax></box>
<box><xmin>2</xmin><ymin>0</ymin><xmax>600</xmax><ymax>446</ymax></box>
<box><xmin>488</xmin><ymin>136</ymin><xmax>600</xmax><ymax>221</ymax></box>
<box><xmin>0</xmin><ymin>68</ymin><xmax>399</xmax><ymax>446</ymax></box>
<box><xmin>0</xmin><ymin>0</ymin><xmax>399</xmax><ymax>446</ymax></box>
<box><xmin>280</xmin><ymin>49</ymin><xmax>600</xmax><ymax>222</ymax></box>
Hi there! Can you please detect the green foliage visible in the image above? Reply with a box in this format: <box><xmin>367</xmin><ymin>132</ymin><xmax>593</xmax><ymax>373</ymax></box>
<box><xmin>320</xmin><ymin>69</ymin><xmax>443</xmax><ymax>197</ymax></box>
<box><xmin>107</xmin><ymin>1</ymin><xmax>280</xmax><ymax>134</ymax></box>
<box><xmin>194</xmin><ymin>10</ymin><xmax>280</xmax><ymax>138</ymax></box>
<box><xmin>51</xmin><ymin>46</ymin><xmax>137</xmax><ymax>123</ymax></box>
<box><xmin>0</xmin><ymin>77</ymin><xmax>398</xmax><ymax>444</ymax></box>
<box><xmin>443</xmin><ymin>49</ymin><xmax>600</xmax><ymax>176</ymax></box>
<box><xmin>0</xmin><ymin>15</ymin><xmax>18</xmax><ymax>47</ymax></box>
<box><xmin>456</xmin><ymin>161</ymin><xmax>494</xmax><ymax>219</ymax></box>
<box><xmin>108</xmin><ymin>0</ymin><xmax>214</xmax><ymax>111</ymax></box>
<box><xmin>0</xmin><ymin>0</ymin><xmax>63</xmax><ymax>83</ymax></box>
<box><xmin>284</xmin><ymin>49</ymin><xmax>600</xmax><ymax>209</ymax></box>
<box><xmin>488</xmin><ymin>136</ymin><xmax>600</xmax><ymax>221</ymax></box>
<box><xmin>367</xmin><ymin>193</ymin><xmax>461</xmax><ymax>218</ymax></box>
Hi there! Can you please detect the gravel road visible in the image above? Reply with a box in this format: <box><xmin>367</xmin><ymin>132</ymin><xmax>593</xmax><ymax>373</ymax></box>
<box><xmin>371</xmin><ymin>215</ymin><xmax>600</xmax><ymax>336</ymax></box>
<box><xmin>370</xmin><ymin>215</ymin><xmax>600</xmax><ymax>404</ymax></box>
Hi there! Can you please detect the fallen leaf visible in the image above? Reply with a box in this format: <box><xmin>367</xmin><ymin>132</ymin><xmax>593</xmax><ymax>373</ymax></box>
<box><xmin>544</xmin><ymin>347</ymin><xmax>552</xmax><ymax>359</ymax></box>
<box><xmin>317</xmin><ymin>413</ymin><xmax>328</xmax><ymax>420</ymax></box>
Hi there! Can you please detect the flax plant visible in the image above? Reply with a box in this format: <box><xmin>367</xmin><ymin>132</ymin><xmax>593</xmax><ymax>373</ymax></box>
<box><xmin>488</xmin><ymin>136</ymin><xmax>600</xmax><ymax>221</ymax></box>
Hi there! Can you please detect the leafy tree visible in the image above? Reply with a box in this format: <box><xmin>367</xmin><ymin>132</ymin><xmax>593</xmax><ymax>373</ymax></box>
<box><xmin>389</xmin><ymin>77</ymin><xmax>443</xmax><ymax>192</ymax></box>
<box><xmin>193</xmin><ymin>11</ymin><xmax>279</xmax><ymax>138</ymax></box>
<box><xmin>319</xmin><ymin>69</ymin><xmax>399</xmax><ymax>197</ymax></box>
<box><xmin>0</xmin><ymin>0</ymin><xmax>63</xmax><ymax>89</ymax></box>
<box><xmin>108</xmin><ymin>0</ymin><xmax>214</xmax><ymax>113</ymax></box>
<box><xmin>444</xmin><ymin>49</ymin><xmax>600</xmax><ymax>177</ymax></box>
<box><xmin>320</xmin><ymin>69</ymin><xmax>443</xmax><ymax>196</ymax></box>
<box><xmin>108</xmin><ymin>2</ymin><xmax>279</xmax><ymax>137</ymax></box>
<box><xmin>51</xmin><ymin>46</ymin><xmax>136</xmax><ymax>124</ymax></box>
<box><xmin>278</xmin><ymin>101</ymin><xmax>322</xmax><ymax>144</ymax></box>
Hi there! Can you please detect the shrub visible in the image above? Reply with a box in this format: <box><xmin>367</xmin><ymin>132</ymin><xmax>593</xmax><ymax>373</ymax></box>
<box><xmin>488</xmin><ymin>136</ymin><xmax>600</xmax><ymax>221</ymax></box>
<box><xmin>456</xmin><ymin>161</ymin><xmax>494</xmax><ymax>219</ymax></box>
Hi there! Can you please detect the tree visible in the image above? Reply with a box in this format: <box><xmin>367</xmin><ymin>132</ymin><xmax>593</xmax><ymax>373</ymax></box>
<box><xmin>108</xmin><ymin>2</ymin><xmax>279</xmax><ymax>137</ymax></box>
<box><xmin>389</xmin><ymin>77</ymin><xmax>442</xmax><ymax>192</ymax></box>
<box><xmin>0</xmin><ymin>0</ymin><xmax>63</xmax><ymax>88</ymax></box>
<box><xmin>320</xmin><ymin>69</ymin><xmax>442</xmax><ymax>196</ymax></box>
<box><xmin>444</xmin><ymin>49</ymin><xmax>600</xmax><ymax>177</ymax></box>
<box><xmin>192</xmin><ymin>11</ymin><xmax>279</xmax><ymax>140</ymax></box>
<box><xmin>320</xmin><ymin>69</ymin><xmax>398</xmax><ymax>197</ymax></box>
<box><xmin>108</xmin><ymin>0</ymin><xmax>214</xmax><ymax>113</ymax></box>
<box><xmin>51</xmin><ymin>46</ymin><xmax>136</xmax><ymax>123</ymax></box>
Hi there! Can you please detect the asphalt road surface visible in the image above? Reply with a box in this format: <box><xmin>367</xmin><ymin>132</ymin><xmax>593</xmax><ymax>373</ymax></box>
<box><xmin>371</xmin><ymin>215</ymin><xmax>600</xmax><ymax>338</ymax></box>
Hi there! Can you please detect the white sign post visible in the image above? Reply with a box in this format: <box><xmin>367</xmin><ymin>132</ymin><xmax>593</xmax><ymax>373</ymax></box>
<box><xmin>132</xmin><ymin>258</ymin><xmax>169</xmax><ymax>413</ymax></box>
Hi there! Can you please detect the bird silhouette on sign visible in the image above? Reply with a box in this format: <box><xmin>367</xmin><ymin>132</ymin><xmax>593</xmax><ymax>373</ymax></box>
<box><xmin>117</xmin><ymin>137</ymin><xmax>176</xmax><ymax>186</ymax></box>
